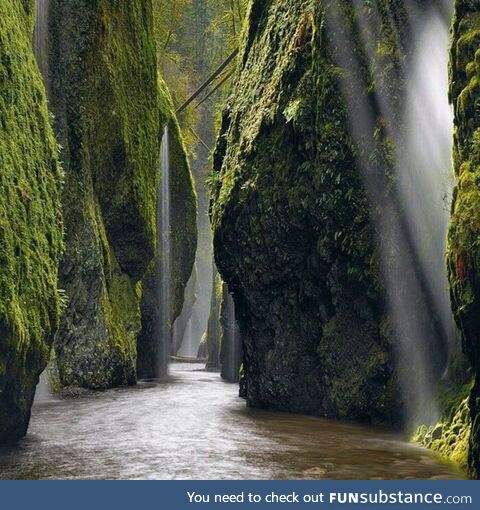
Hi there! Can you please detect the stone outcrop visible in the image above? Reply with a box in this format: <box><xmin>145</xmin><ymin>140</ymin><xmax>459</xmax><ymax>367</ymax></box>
<box><xmin>204</xmin><ymin>267</ymin><xmax>223</xmax><ymax>370</ymax></box>
<box><xmin>48</xmin><ymin>1</ymin><xmax>196</xmax><ymax>387</ymax></box>
<box><xmin>211</xmin><ymin>0</ymin><xmax>413</xmax><ymax>424</ymax></box>
<box><xmin>0</xmin><ymin>0</ymin><xmax>63</xmax><ymax>441</ymax></box>
<box><xmin>447</xmin><ymin>0</ymin><xmax>480</xmax><ymax>479</ymax></box>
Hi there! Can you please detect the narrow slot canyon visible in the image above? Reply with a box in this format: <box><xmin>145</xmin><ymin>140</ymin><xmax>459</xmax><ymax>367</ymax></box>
<box><xmin>0</xmin><ymin>0</ymin><xmax>479</xmax><ymax>481</ymax></box>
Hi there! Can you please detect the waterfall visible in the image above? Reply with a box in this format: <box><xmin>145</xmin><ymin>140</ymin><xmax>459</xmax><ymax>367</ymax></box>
<box><xmin>33</xmin><ymin>0</ymin><xmax>54</xmax><ymax>403</ymax></box>
<box><xmin>221</xmin><ymin>288</ymin><xmax>242</xmax><ymax>382</ymax></box>
<box><xmin>33</xmin><ymin>0</ymin><xmax>49</xmax><ymax>83</ymax></box>
<box><xmin>174</xmin><ymin>148</ymin><xmax>215</xmax><ymax>359</ymax></box>
<box><xmin>325</xmin><ymin>1</ymin><xmax>455</xmax><ymax>427</ymax></box>
<box><xmin>158</xmin><ymin>127</ymin><xmax>171</xmax><ymax>377</ymax></box>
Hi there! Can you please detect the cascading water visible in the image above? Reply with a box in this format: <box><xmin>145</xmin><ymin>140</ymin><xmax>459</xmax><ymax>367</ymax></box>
<box><xmin>158</xmin><ymin>126</ymin><xmax>172</xmax><ymax>378</ymax></box>
<box><xmin>33</xmin><ymin>0</ymin><xmax>49</xmax><ymax>82</ymax></box>
<box><xmin>325</xmin><ymin>0</ymin><xmax>455</xmax><ymax>427</ymax></box>
<box><xmin>221</xmin><ymin>288</ymin><xmax>243</xmax><ymax>382</ymax></box>
<box><xmin>33</xmin><ymin>0</ymin><xmax>54</xmax><ymax>403</ymax></box>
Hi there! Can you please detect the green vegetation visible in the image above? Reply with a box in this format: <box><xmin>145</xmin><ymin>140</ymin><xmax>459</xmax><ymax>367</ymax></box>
<box><xmin>49</xmin><ymin>0</ymin><xmax>197</xmax><ymax>388</ymax></box>
<box><xmin>153</xmin><ymin>0</ymin><xmax>247</xmax><ymax>152</ymax></box>
<box><xmin>137</xmin><ymin>80</ymin><xmax>197</xmax><ymax>378</ymax></box>
<box><xmin>151</xmin><ymin>0</ymin><xmax>247</xmax><ymax>361</ymax></box>
<box><xmin>447</xmin><ymin>1</ymin><xmax>480</xmax><ymax>479</ymax></box>
<box><xmin>0</xmin><ymin>0</ymin><xmax>63</xmax><ymax>440</ymax></box>
<box><xmin>1</xmin><ymin>0</ymin><xmax>479</xmax><ymax>483</ymax></box>
<box><xmin>48</xmin><ymin>0</ymin><xmax>159</xmax><ymax>388</ymax></box>
<box><xmin>210</xmin><ymin>0</ymin><xmax>406</xmax><ymax>424</ymax></box>
<box><xmin>414</xmin><ymin>381</ymin><xmax>472</xmax><ymax>470</ymax></box>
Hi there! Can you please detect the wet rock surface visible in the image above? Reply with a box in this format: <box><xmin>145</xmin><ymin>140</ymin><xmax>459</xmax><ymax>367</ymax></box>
<box><xmin>0</xmin><ymin>0</ymin><xmax>63</xmax><ymax>442</ymax></box>
<box><xmin>447</xmin><ymin>0</ymin><xmax>480</xmax><ymax>479</ymax></box>
<box><xmin>210</xmin><ymin>0</ymin><xmax>408</xmax><ymax>424</ymax></box>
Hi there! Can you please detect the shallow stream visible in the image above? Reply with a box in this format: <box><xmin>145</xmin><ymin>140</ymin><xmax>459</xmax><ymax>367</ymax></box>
<box><xmin>0</xmin><ymin>363</ymin><xmax>463</xmax><ymax>480</ymax></box>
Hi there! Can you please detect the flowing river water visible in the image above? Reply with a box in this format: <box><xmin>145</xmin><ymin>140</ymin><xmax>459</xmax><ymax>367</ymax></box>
<box><xmin>0</xmin><ymin>364</ymin><xmax>463</xmax><ymax>480</ymax></box>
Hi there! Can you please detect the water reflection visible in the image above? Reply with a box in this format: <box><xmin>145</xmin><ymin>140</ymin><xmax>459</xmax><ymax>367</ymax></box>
<box><xmin>0</xmin><ymin>364</ymin><xmax>463</xmax><ymax>480</ymax></box>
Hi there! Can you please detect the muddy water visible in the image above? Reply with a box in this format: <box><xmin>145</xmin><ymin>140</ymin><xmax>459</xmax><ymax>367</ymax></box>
<box><xmin>0</xmin><ymin>364</ymin><xmax>463</xmax><ymax>480</ymax></box>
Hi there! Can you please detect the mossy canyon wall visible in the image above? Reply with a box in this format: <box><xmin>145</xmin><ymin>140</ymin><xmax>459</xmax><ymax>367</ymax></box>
<box><xmin>0</xmin><ymin>0</ymin><xmax>196</xmax><ymax>438</ymax></box>
<box><xmin>137</xmin><ymin>78</ymin><xmax>197</xmax><ymax>379</ymax></box>
<box><xmin>48</xmin><ymin>0</ymin><xmax>159</xmax><ymax>388</ymax></box>
<box><xmin>211</xmin><ymin>0</ymin><xmax>410</xmax><ymax>425</ymax></box>
<box><xmin>211</xmin><ymin>0</ymin><xmax>480</xmax><ymax>476</ymax></box>
<box><xmin>448</xmin><ymin>0</ymin><xmax>480</xmax><ymax>479</ymax></box>
<box><xmin>48</xmin><ymin>0</ymin><xmax>196</xmax><ymax>388</ymax></box>
<box><xmin>0</xmin><ymin>0</ymin><xmax>63</xmax><ymax>441</ymax></box>
<box><xmin>3</xmin><ymin>0</ymin><xmax>480</xmax><ymax>481</ymax></box>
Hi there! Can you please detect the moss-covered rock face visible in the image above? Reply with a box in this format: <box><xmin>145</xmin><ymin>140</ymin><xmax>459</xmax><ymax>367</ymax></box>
<box><xmin>48</xmin><ymin>0</ymin><xmax>196</xmax><ymax>388</ymax></box>
<box><xmin>414</xmin><ymin>386</ymin><xmax>471</xmax><ymax>471</ymax></box>
<box><xmin>49</xmin><ymin>0</ymin><xmax>158</xmax><ymax>388</ymax></box>
<box><xmin>0</xmin><ymin>0</ymin><xmax>63</xmax><ymax>441</ymax></box>
<box><xmin>220</xmin><ymin>285</ymin><xmax>243</xmax><ymax>383</ymax></box>
<box><xmin>163</xmin><ymin>99</ymin><xmax>198</xmax><ymax>327</ymax></box>
<box><xmin>447</xmin><ymin>0</ymin><xmax>480</xmax><ymax>479</ymax></box>
<box><xmin>211</xmin><ymin>0</ymin><xmax>411</xmax><ymax>424</ymax></box>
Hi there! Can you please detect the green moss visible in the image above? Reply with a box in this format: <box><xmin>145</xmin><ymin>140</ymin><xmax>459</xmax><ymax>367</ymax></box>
<box><xmin>50</xmin><ymin>2</ymin><xmax>196</xmax><ymax>386</ymax></box>
<box><xmin>210</xmin><ymin>0</ymin><xmax>406</xmax><ymax>423</ymax></box>
<box><xmin>101</xmin><ymin>252</ymin><xmax>139</xmax><ymax>383</ymax></box>
<box><xmin>318</xmin><ymin>313</ymin><xmax>395</xmax><ymax>423</ymax></box>
<box><xmin>414</xmin><ymin>389</ymin><xmax>471</xmax><ymax>471</ymax></box>
<box><xmin>447</xmin><ymin>0</ymin><xmax>480</xmax><ymax>479</ymax></box>
<box><xmin>161</xmin><ymin>82</ymin><xmax>198</xmax><ymax>319</ymax></box>
<box><xmin>49</xmin><ymin>0</ymin><xmax>159</xmax><ymax>388</ymax></box>
<box><xmin>93</xmin><ymin>2</ymin><xmax>159</xmax><ymax>249</ymax></box>
<box><xmin>0</xmin><ymin>0</ymin><xmax>63</xmax><ymax>441</ymax></box>
<box><xmin>0</xmin><ymin>1</ymin><xmax>63</xmax><ymax>353</ymax></box>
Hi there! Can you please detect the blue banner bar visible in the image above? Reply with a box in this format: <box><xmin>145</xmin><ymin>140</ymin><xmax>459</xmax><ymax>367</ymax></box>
<box><xmin>1</xmin><ymin>481</ymin><xmax>478</xmax><ymax>510</ymax></box>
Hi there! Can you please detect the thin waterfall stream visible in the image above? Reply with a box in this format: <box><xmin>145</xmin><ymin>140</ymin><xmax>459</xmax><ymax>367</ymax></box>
<box><xmin>33</xmin><ymin>0</ymin><xmax>54</xmax><ymax>404</ymax></box>
<box><xmin>33</xmin><ymin>0</ymin><xmax>49</xmax><ymax>83</ymax></box>
<box><xmin>158</xmin><ymin>126</ymin><xmax>172</xmax><ymax>377</ymax></box>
